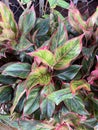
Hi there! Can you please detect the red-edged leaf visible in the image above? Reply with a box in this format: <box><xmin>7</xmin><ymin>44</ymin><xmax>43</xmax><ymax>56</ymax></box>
<box><xmin>71</xmin><ymin>79</ymin><xmax>91</xmax><ymax>94</ymax></box>
<box><xmin>68</xmin><ymin>2</ymin><xmax>87</xmax><ymax>33</ymax></box>
<box><xmin>54</xmin><ymin>35</ymin><xmax>83</xmax><ymax>70</ymax></box>
<box><xmin>87</xmin><ymin>55</ymin><xmax>98</xmax><ymax>87</ymax></box>
<box><xmin>87</xmin><ymin>6</ymin><xmax>98</xmax><ymax>28</ymax></box>
<box><xmin>28</xmin><ymin>49</ymin><xmax>55</xmax><ymax>68</ymax></box>
<box><xmin>25</xmin><ymin>66</ymin><xmax>51</xmax><ymax>89</ymax></box>
<box><xmin>19</xmin><ymin>5</ymin><xmax>36</xmax><ymax>35</ymax></box>
<box><xmin>50</xmin><ymin>17</ymin><xmax>68</xmax><ymax>51</ymax></box>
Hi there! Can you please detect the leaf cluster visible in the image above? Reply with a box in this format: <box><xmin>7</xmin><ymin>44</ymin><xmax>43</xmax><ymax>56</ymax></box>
<box><xmin>0</xmin><ymin>1</ymin><xmax>98</xmax><ymax>130</ymax></box>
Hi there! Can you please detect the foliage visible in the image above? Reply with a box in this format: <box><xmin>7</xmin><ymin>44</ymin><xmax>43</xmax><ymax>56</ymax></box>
<box><xmin>0</xmin><ymin>1</ymin><xmax>98</xmax><ymax>130</ymax></box>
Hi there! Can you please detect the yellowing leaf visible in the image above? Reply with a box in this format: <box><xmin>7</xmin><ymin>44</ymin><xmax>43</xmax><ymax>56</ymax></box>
<box><xmin>0</xmin><ymin>2</ymin><xmax>18</xmax><ymax>37</ymax></box>
<box><xmin>28</xmin><ymin>49</ymin><xmax>55</xmax><ymax>68</ymax></box>
<box><xmin>71</xmin><ymin>79</ymin><xmax>91</xmax><ymax>94</ymax></box>
<box><xmin>68</xmin><ymin>2</ymin><xmax>87</xmax><ymax>33</ymax></box>
<box><xmin>25</xmin><ymin>66</ymin><xmax>51</xmax><ymax>89</ymax></box>
<box><xmin>54</xmin><ymin>35</ymin><xmax>83</xmax><ymax>70</ymax></box>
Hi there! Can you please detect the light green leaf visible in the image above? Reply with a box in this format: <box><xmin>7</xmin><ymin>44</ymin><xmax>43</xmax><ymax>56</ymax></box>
<box><xmin>29</xmin><ymin>49</ymin><xmax>55</xmax><ymax>68</ymax></box>
<box><xmin>71</xmin><ymin>79</ymin><xmax>91</xmax><ymax>94</ymax></box>
<box><xmin>10</xmin><ymin>82</ymin><xmax>26</xmax><ymax>114</ymax></box>
<box><xmin>20</xmin><ymin>0</ymin><xmax>31</xmax><ymax>4</ymax></box>
<box><xmin>19</xmin><ymin>5</ymin><xmax>36</xmax><ymax>35</ymax></box>
<box><xmin>24</xmin><ymin>87</ymin><xmax>41</xmax><ymax>115</ymax></box>
<box><xmin>54</xmin><ymin>35</ymin><xmax>83</xmax><ymax>70</ymax></box>
<box><xmin>25</xmin><ymin>66</ymin><xmax>51</xmax><ymax>89</ymax></box>
<box><xmin>40</xmin><ymin>83</ymin><xmax>55</xmax><ymax>118</ymax></box>
<box><xmin>48</xmin><ymin>0</ymin><xmax>69</xmax><ymax>9</ymax></box>
<box><xmin>2</xmin><ymin>62</ymin><xmax>31</xmax><ymax>79</ymax></box>
<box><xmin>48</xmin><ymin>88</ymin><xmax>73</xmax><ymax>105</ymax></box>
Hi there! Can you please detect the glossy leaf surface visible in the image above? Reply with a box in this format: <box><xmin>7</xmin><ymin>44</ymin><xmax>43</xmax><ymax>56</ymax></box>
<box><xmin>2</xmin><ymin>63</ymin><xmax>31</xmax><ymax>79</ymax></box>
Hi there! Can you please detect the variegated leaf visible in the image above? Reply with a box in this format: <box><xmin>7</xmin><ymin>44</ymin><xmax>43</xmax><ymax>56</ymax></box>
<box><xmin>54</xmin><ymin>35</ymin><xmax>83</xmax><ymax>70</ymax></box>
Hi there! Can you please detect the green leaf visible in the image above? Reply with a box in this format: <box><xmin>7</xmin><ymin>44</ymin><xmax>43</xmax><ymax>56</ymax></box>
<box><xmin>48</xmin><ymin>0</ymin><xmax>69</xmax><ymax>9</ymax></box>
<box><xmin>10</xmin><ymin>82</ymin><xmax>26</xmax><ymax>114</ymax></box>
<box><xmin>71</xmin><ymin>79</ymin><xmax>91</xmax><ymax>94</ymax></box>
<box><xmin>20</xmin><ymin>0</ymin><xmax>31</xmax><ymax>4</ymax></box>
<box><xmin>40</xmin><ymin>83</ymin><xmax>55</xmax><ymax>118</ymax></box>
<box><xmin>0</xmin><ymin>2</ymin><xmax>18</xmax><ymax>38</ymax></box>
<box><xmin>0</xmin><ymin>85</ymin><xmax>13</xmax><ymax>103</ymax></box>
<box><xmin>50</xmin><ymin>18</ymin><xmax>68</xmax><ymax>51</ymax></box>
<box><xmin>16</xmin><ymin>120</ymin><xmax>54</xmax><ymax>130</ymax></box>
<box><xmin>24</xmin><ymin>87</ymin><xmax>41</xmax><ymax>115</ymax></box>
<box><xmin>54</xmin><ymin>35</ymin><xmax>83</xmax><ymax>70</ymax></box>
<box><xmin>64</xmin><ymin>95</ymin><xmax>88</xmax><ymax>115</ymax></box>
<box><xmin>56</xmin><ymin>65</ymin><xmax>81</xmax><ymax>81</ymax></box>
<box><xmin>48</xmin><ymin>88</ymin><xmax>73</xmax><ymax>105</ymax></box>
<box><xmin>36</xmin><ymin>18</ymin><xmax>50</xmax><ymax>37</ymax></box>
<box><xmin>68</xmin><ymin>3</ymin><xmax>87</xmax><ymax>33</ymax></box>
<box><xmin>0</xmin><ymin>74</ymin><xmax>17</xmax><ymax>84</ymax></box>
<box><xmin>19</xmin><ymin>5</ymin><xmax>36</xmax><ymax>35</ymax></box>
<box><xmin>87</xmin><ymin>7</ymin><xmax>98</xmax><ymax>27</ymax></box>
<box><xmin>2</xmin><ymin>62</ymin><xmax>31</xmax><ymax>79</ymax></box>
<box><xmin>15</xmin><ymin>35</ymin><xmax>32</xmax><ymax>51</ymax></box>
<box><xmin>25</xmin><ymin>66</ymin><xmax>51</xmax><ymax>89</ymax></box>
<box><xmin>29</xmin><ymin>49</ymin><xmax>55</xmax><ymax>68</ymax></box>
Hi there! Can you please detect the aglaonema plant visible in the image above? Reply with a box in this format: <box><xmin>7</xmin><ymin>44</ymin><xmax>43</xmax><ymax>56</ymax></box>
<box><xmin>0</xmin><ymin>1</ymin><xmax>98</xmax><ymax>130</ymax></box>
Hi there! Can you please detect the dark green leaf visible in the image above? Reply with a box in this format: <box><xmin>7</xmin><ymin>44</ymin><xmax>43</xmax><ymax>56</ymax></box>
<box><xmin>24</xmin><ymin>87</ymin><xmax>41</xmax><ymax>115</ymax></box>
<box><xmin>64</xmin><ymin>95</ymin><xmax>88</xmax><ymax>115</ymax></box>
<box><xmin>56</xmin><ymin>65</ymin><xmax>81</xmax><ymax>81</ymax></box>
<box><xmin>2</xmin><ymin>62</ymin><xmax>31</xmax><ymax>79</ymax></box>
<box><xmin>19</xmin><ymin>5</ymin><xmax>36</xmax><ymax>35</ymax></box>
<box><xmin>40</xmin><ymin>83</ymin><xmax>55</xmax><ymax>118</ymax></box>
<box><xmin>11</xmin><ymin>82</ymin><xmax>26</xmax><ymax>114</ymax></box>
<box><xmin>0</xmin><ymin>75</ymin><xmax>17</xmax><ymax>84</ymax></box>
<box><xmin>36</xmin><ymin>18</ymin><xmax>50</xmax><ymax>37</ymax></box>
<box><xmin>0</xmin><ymin>85</ymin><xmax>13</xmax><ymax>103</ymax></box>
<box><xmin>48</xmin><ymin>88</ymin><xmax>73</xmax><ymax>105</ymax></box>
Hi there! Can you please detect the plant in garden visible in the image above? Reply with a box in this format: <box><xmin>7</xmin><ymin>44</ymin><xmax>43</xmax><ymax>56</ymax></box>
<box><xmin>0</xmin><ymin>1</ymin><xmax>98</xmax><ymax>130</ymax></box>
